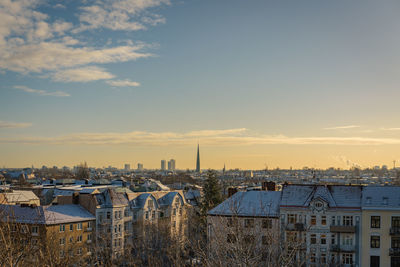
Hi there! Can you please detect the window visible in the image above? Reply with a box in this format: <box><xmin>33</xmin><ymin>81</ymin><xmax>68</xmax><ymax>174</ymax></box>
<box><xmin>227</xmin><ymin>218</ymin><xmax>233</xmax><ymax>227</ymax></box>
<box><xmin>262</xmin><ymin>235</ymin><xmax>268</xmax><ymax>245</ymax></box>
<box><xmin>152</xmin><ymin>210</ymin><xmax>155</xmax><ymax>219</ymax></box>
<box><xmin>343</xmin><ymin>216</ymin><xmax>353</xmax><ymax>226</ymax></box>
<box><xmin>148</xmin><ymin>199</ymin><xmax>153</xmax><ymax>207</ymax></box>
<box><xmin>77</xmin><ymin>248</ymin><xmax>82</xmax><ymax>255</ymax></box>
<box><xmin>244</xmin><ymin>218</ymin><xmax>254</xmax><ymax>228</ymax></box>
<box><xmin>179</xmin><ymin>208</ymin><xmax>182</xmax><ymax>215</ymax></box>
<box><xmin>118</xmin><ymin>224</ymin><xmax>121</xmax><ymax>233</ymax></box>
<box><xmin>383</xmin><ymin>197</ymin><xmax>388</xmax><ymax>205</ymax></box>
<box><xmin>262</xmin><ymin>219</ymin><xmax>272</xmax><ymax>229</ymax></box>
<box><xmin>124</xmin><ymin>209</ymin><xmax>129</xmax><ymax>217</ymax></box>
<box><xmin>311</xmin><ymin>215</ymin><xmax>316</xmax><ymax>225</ymax></box>
<box><xmin>343</xmin><ymin>235</ymin><xmax>353</xmax><ymax>246</ymax></box>
<box><xmin>88</xmin><ymin>221</ymin><xmax>92</xmax><ymax>229</ymax></box>
<box><xmin>331</xmin><ymin>234</ymin><xmax>336</xmax><ymax>245</ymax></box>
<box><xmin>59</xmin><ymin>224</ymin><xmax>65</xmax><ymax>232</ymax></box>
<box><xmin>392</xmin><ymin>237</ymin><xmax>400</xmax><ymax>248</ymax></box>
<box><xmin>321</xmin><ymin>216</ymin><xmax>327</xmax><ymax>225</ymax></box>
<box><xmin>315</xmin><ymin>202</ymin><xmax>323</xmax><ymax>208</ymax></box>
<box><xmin>88</xmin><ymin>234</ymin><xmax>92</xmax><ymax>241</ymax></box>
<box><xmin>70</xmin><ymin>224</ymin><xmax>73</xmax><ymax>231</ymax></box>
<box><xmin>343</xmin><ymin>253</ymin><xmax>353</xmax><ymax>265</ymax></box>
<box><xmin>243</xmin><ymin>235</ymin><xmax>255</xmax><ymax>244</ymax></box>
<box><xmin>391</xmin><ymin>256</ymin><xmax>400</xmax><ymax>267</ymax></box>
<box><xmin>118</xmin><ymin>211</ymin><xmax>122</xmax><ymax>219</ymax></box>
<box><xmin>311</xmin><ymin>234</ymin><xmax>317</xmax><ymax>244</ymax></box>
<box><xmin>159</xmin><ymin>211</ymin><xmax>164</xmax><ymax>218</ymax></box>
<box><xmin>371</xmin><ymin>216</ymin><xmax>381</xmax><ymax>228</ymax></box>
<box><xmin>115</xmin><ymin>211</ymin><xmax>118</xmax><ymax>219</ymax></box>
<box><xmin>77</xmin><ymin>235</ymin><xmax>82</xmax><ymax>243</ymax></box>
<box><xmin>288</xmin><ymin>214</ymin><xmax>297</xmax><ymax>224</ymax></box>
<box><xmin>69</xmin><ymin>237</ymin><xmax>73</xmax><ymax>243</ymax></box>
<box><xmin>227</xmin><ymin>234</ymin><xmax>235</xmax><ymax>243</ymax></box>
<box><xmin>20</xmin><ymin>225</ymin><xmax>28</xmax><ymax>233</ymax></box>
<box><xmin>31</xmin><ymin>226</ymin><xmax>38</xmax><ymax>235</ymax></box>
<box><xmin>321</xmin><ymin>234</ymin><xmax>326</xmax><ymax>245</ymax></box>
<box><xmin>392</xmin><ymin>216</ymin><xmax>400</xmax><ymax>227</ymax></box>
<box><xmin>107</xmin><ymin>211</ymin><xmax>111</xmax><ymax>219</ymax></box>
<box><xmin>173</xmin><ymin>208</ymin><xmax>176</xmax><ymax>216</ymax></box>
<box><xmin>145</xmin><ymin>211</ymin><xmax>149</xmax><ymax>219</ymax></box>
<box><xmin>59</xmin><ymin>250</ymin><xmax>65</xmax><ymax>258</ymax></box>
<box><xmin>77</xmin><ymin>222</ymin><xmax>82</xmax><ymax>230</ymax></box>
<box><xmin>332</xmin><ymin>216</ymin><xmax>336</xmax><ymax>225</ymax></box>
<box><xmin>310</xmin><ymin>253</ymin><xmax>316</xmax><ymax>263</ymax></box>
<box><xmin>60</xmin><ymin>237</ymin><xmax>66</xmax><ymax>245</ymax></box>
<box><xmin>98</xmin><ymin>213</ymin><xmax>103</xmax><ymax>223</ymax></box>
<box><xmin>321</xmin><ymin>253</ymin><xmax>327</xmax><ymax>264</ymax></box>
<box><xmin>371</xmin><ymin>236</ymin><xmax>380</xmax><ymax>248</ymax></box>
<box><xmin>370</xmin><ymin>255</ymin><xmax>380</xmax><ymax>267</ymax></box>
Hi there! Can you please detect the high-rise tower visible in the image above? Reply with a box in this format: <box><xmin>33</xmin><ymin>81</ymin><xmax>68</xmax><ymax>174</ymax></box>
<box><xmin>196</xmin><ymin>144</ymin><xmax>200</xmax><ymax>173</ymax></box>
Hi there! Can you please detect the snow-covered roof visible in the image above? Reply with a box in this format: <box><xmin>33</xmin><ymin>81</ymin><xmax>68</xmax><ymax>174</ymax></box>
<box><xmin>208</xmin><ymin>191</ymin><xmax>281</xmax><ymax>217</ymax></box>
<box><xmin>2</xmin><ymin>190</ymin><xmax>39</xmax><ymax>203</ymax></box>
<box><xmin>362</xmin><ymin>186</ymin><xmax>400</xmax><ymax>210</ymax></box>
<box><xmin>280</xmin><ymin>184</ymin><xmax>362</xmax><ymax>208</ymax></box>
<box><xmin>94</xmin><ymin>188</ymin><xmax>128</xmax><ymax>207</ymax></box>
<box><xmin>0</xmin><ymin>204</ymin><xmax>95</xmax><ymax>225</ymax></box>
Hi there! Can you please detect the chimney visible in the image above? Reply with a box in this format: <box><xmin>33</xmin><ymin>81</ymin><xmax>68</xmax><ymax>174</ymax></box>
<box><xmin>228</xmin><ymin>187</ymin><xmax>238</xmax><ymax>197</ymax></box>
<box><xmin>262</xmin><ymin>181</ymin><xmax>276</xmax><ymax>191</ymax></box>
<box><xmin>72</xmin><ymin>192</ymin><xmax>79</xmax><ymax>205</ymax></box>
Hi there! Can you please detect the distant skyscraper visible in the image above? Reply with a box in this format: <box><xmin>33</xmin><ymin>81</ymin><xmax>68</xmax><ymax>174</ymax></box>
<box><xmin>137</xmin><ymin>163</ymin><xmax>143</xmax><ymax>170</ymax></box>
<box><xmin>167</xmin><ymin>159</ymin><xmax>176</xmax><ymax>171</ymax></box>
<box><xmin>161</xmin><ymin>160</ymin><xmax>166</xmax><ymax>171</ymax></box>
<box><xmin>124</xmin><ymin>164</ymin><xmax>130</xmax><ymax>171</ymax></box>
<box><xmin>170</xmin><ymin>159</ymin><xmax>176</xmax><ymax>170</ymax></box>
<box><xmin>196</xmin><ymin>144</ymin><xmax>200</xmax><ymax>173</ymax></box>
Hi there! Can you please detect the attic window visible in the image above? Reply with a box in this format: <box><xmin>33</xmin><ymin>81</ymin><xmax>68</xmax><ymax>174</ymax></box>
<box><xmin>315</xmin><ymin>202</ymin><xmax>323</xmax><ymax>208</ymax></box>
<box><xmin>383</xmin><ymin>197</ymin><xmax>388</xmax><ymax>205</ymax></box>
<box><xmin>366</xmin><ymin>197</ymin><xmax>371</xmax><ymax>205</ymax></box>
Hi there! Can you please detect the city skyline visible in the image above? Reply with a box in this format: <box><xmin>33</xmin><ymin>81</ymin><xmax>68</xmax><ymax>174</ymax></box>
<box><xmin>2</xmin><ymin>0</ymin><xmax>400</xmax><ymax>169</ymax></box>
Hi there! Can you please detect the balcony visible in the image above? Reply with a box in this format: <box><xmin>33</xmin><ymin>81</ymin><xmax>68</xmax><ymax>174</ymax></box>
<box><xmin>330</xmin><ymin>244</ymin><xmax>356</xmax><ymax>253</ymax></box>
<box><xmin>85</xmin><ymin>227</ymin><xmax>92</xmax><ymax>232</ymax></box>
<box><xmin>86</xmin><ymin>239</ymin><xmax>92</xmax><ymax>244</ymax></box>
<box><xmin>285</xmin><ymin>223</ymin><xmax>306</xmax><ymax>231</ymax></box>
<box><xmin>390</xmin><ymin>227</ymin><xmax>400</xmax><ymax>235</ymax></box>
<box><xmin>389</xmin><ymin>248</ymin><xmax>400</xmax><ymax>256</ymax></box>
<box><xmin>330</xmin><ymin>225</ymin><xmax>356</xmax><ymax>233</ymax></box>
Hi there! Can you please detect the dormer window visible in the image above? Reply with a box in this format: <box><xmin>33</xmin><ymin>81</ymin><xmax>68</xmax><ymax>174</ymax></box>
<box><xmin>383</xmin><ymin>197</ymin><xmax>388</xmax><ymax>205</ymax></box>
<box><xmin>366</xmin><ymin>197</ymin><xmax>371</xmax><ymax>205</ymax></box>
<box><xmin>316</xmin><ymin>202</ymin><xmax>323</xmax><ymax>208</ymax></box>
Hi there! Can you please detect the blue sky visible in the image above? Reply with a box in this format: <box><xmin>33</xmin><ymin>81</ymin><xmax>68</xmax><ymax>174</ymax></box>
<box><xmin>1</xmin><ymin>0</ymin><xmax>400</xmax><ymax>169</ymax></box>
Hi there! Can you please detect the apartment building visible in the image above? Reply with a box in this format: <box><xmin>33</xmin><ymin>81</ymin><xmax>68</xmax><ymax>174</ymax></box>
<box><xmin>207</xmin><ymin>191</ymin><xmax>281</xmax><ymax>264</ymax></box>
<box><xmin>280</xmin><ymin>184</ymin><xmax>363</xmax><ymax>267</ymax></box>
<box><xmin>0</xmin><ymin>204</ymin><xmax>95</xmax><ymax>262</ymax></box>
<box><xmin>361</xmin><ymin>186</ymin><xmax>400</xmax><ymax>267</ymax></box>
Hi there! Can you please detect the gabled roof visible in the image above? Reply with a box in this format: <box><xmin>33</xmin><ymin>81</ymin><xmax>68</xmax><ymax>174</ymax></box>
<box><xmin>0</xmin><ymin>204</ymin><xmax>95</xmax><ymax>225</ymax></box>
<box><xmin>94</xmin><ymin>188</ymin><xmax>128</xmax><ymax>208</ymax></box>
<box><xmin>362</xmin><ymin>186</ymin><xmax>400</xmax><ymax>210</ymax></box>
<box><xmin>281</xmin><ymin>184</ymin><xmax>362</xmax><ymax>208</ymax></box>
<box><xmin>158</xmin><ymin>191</ymin><xmax>184</xmax><ymax>206</ymax></box>
<box><xmin>129</xmin><ymin>193</ymin><xmax>158</xmax><ymax>209</ymax></box>
<box><xmin>208</xmin><ymin>191</ymin><xmax>281</xmax><ymax>217</ymax></box>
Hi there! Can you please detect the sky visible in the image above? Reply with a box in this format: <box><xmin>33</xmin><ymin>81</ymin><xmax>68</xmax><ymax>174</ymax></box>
<box><xmin>1</xmin><ymin>0</ymin><xmax>400</xmax><ymax>170</ymax></box>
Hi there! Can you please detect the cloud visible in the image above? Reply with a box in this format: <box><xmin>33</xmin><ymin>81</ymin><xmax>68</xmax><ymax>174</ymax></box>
<box><xmin>380</xmin><ymin>127</ymin><xmax>400</xmax><ymax>131</ymax></box>
<box><xmin>1</xmin><ymin>128</ymin><xmax>400</xmax><ymax>146</ymax></box>
<box><xmin>52</xmin><ymin>67</ymin><xmax>115</xmax><ymax>82</ymax></box>
<box><xmin>323</xmin><ymin>125</ymin><xmax>360</xmax><ymax>130</ymax></box>
<box><xmin>76</xmin><ymin>0</ymin><xmax>170</xmax><ymax>32</ymax></box>
<box><xmin>14</xmin><ymin>85</ymin><xmax>70</xmax><ymax>97</ymax></box>
<box><xmin>0</xmin><ymin>0</ymin><xmax>165</xmax><ymax>83</ymax></box>
<box><xmin>0</xmin><ymin>121</ymin><xmax>32</xmax><ymax>129</ymax></box>
<box><xmin>106</xmin><ymin>79</ymin><xmax>140</xmax><ymax>87</ymax></box>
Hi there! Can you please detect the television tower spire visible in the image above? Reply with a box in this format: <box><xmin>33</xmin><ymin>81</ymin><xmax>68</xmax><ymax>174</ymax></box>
<box><xmin>196</xmin><ymin>143</ymin><xmax>200</xmax><ymax>173</ymax></box>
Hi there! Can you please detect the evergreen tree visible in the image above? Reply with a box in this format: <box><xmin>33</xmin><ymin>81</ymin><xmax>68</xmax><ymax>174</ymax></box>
<box><xmin>201</xmin><ymin>170</ymin><xmax>223</xmax><ymax>216</ymax></box>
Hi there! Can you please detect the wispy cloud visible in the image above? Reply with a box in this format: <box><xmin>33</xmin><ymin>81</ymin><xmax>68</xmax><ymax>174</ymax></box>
<box><xmin>323</xmin><ymin>125</ymin><xmax>360</xmax><ymax>130</ymax></box>
<box><xmin>14</xmin><ymin>85</ymin><xmax>70</xmax><ymax>97</ymax></box>
<box><xmin>380</xmin><ymin>127</ymin><xmax>400</xmax><ymax>131</ymax></box>
<box><xmin>0</xmin><ymin>121</ymin><xmax>32</xmax><ymax>129</ymax></box>
<box><xmin>52</xmin><ymin>67</ymin><xmax>115</xmax><ymax>82</ymax></box>
<box><xmin>106</xmin><ymin>79</ymin><xmax>140</xmax><ymax>87</ymax></box>
<box><xmin>1</xmin><ymin>128</ymin><xmax>400</xmax><ymax>146</ymax></box>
